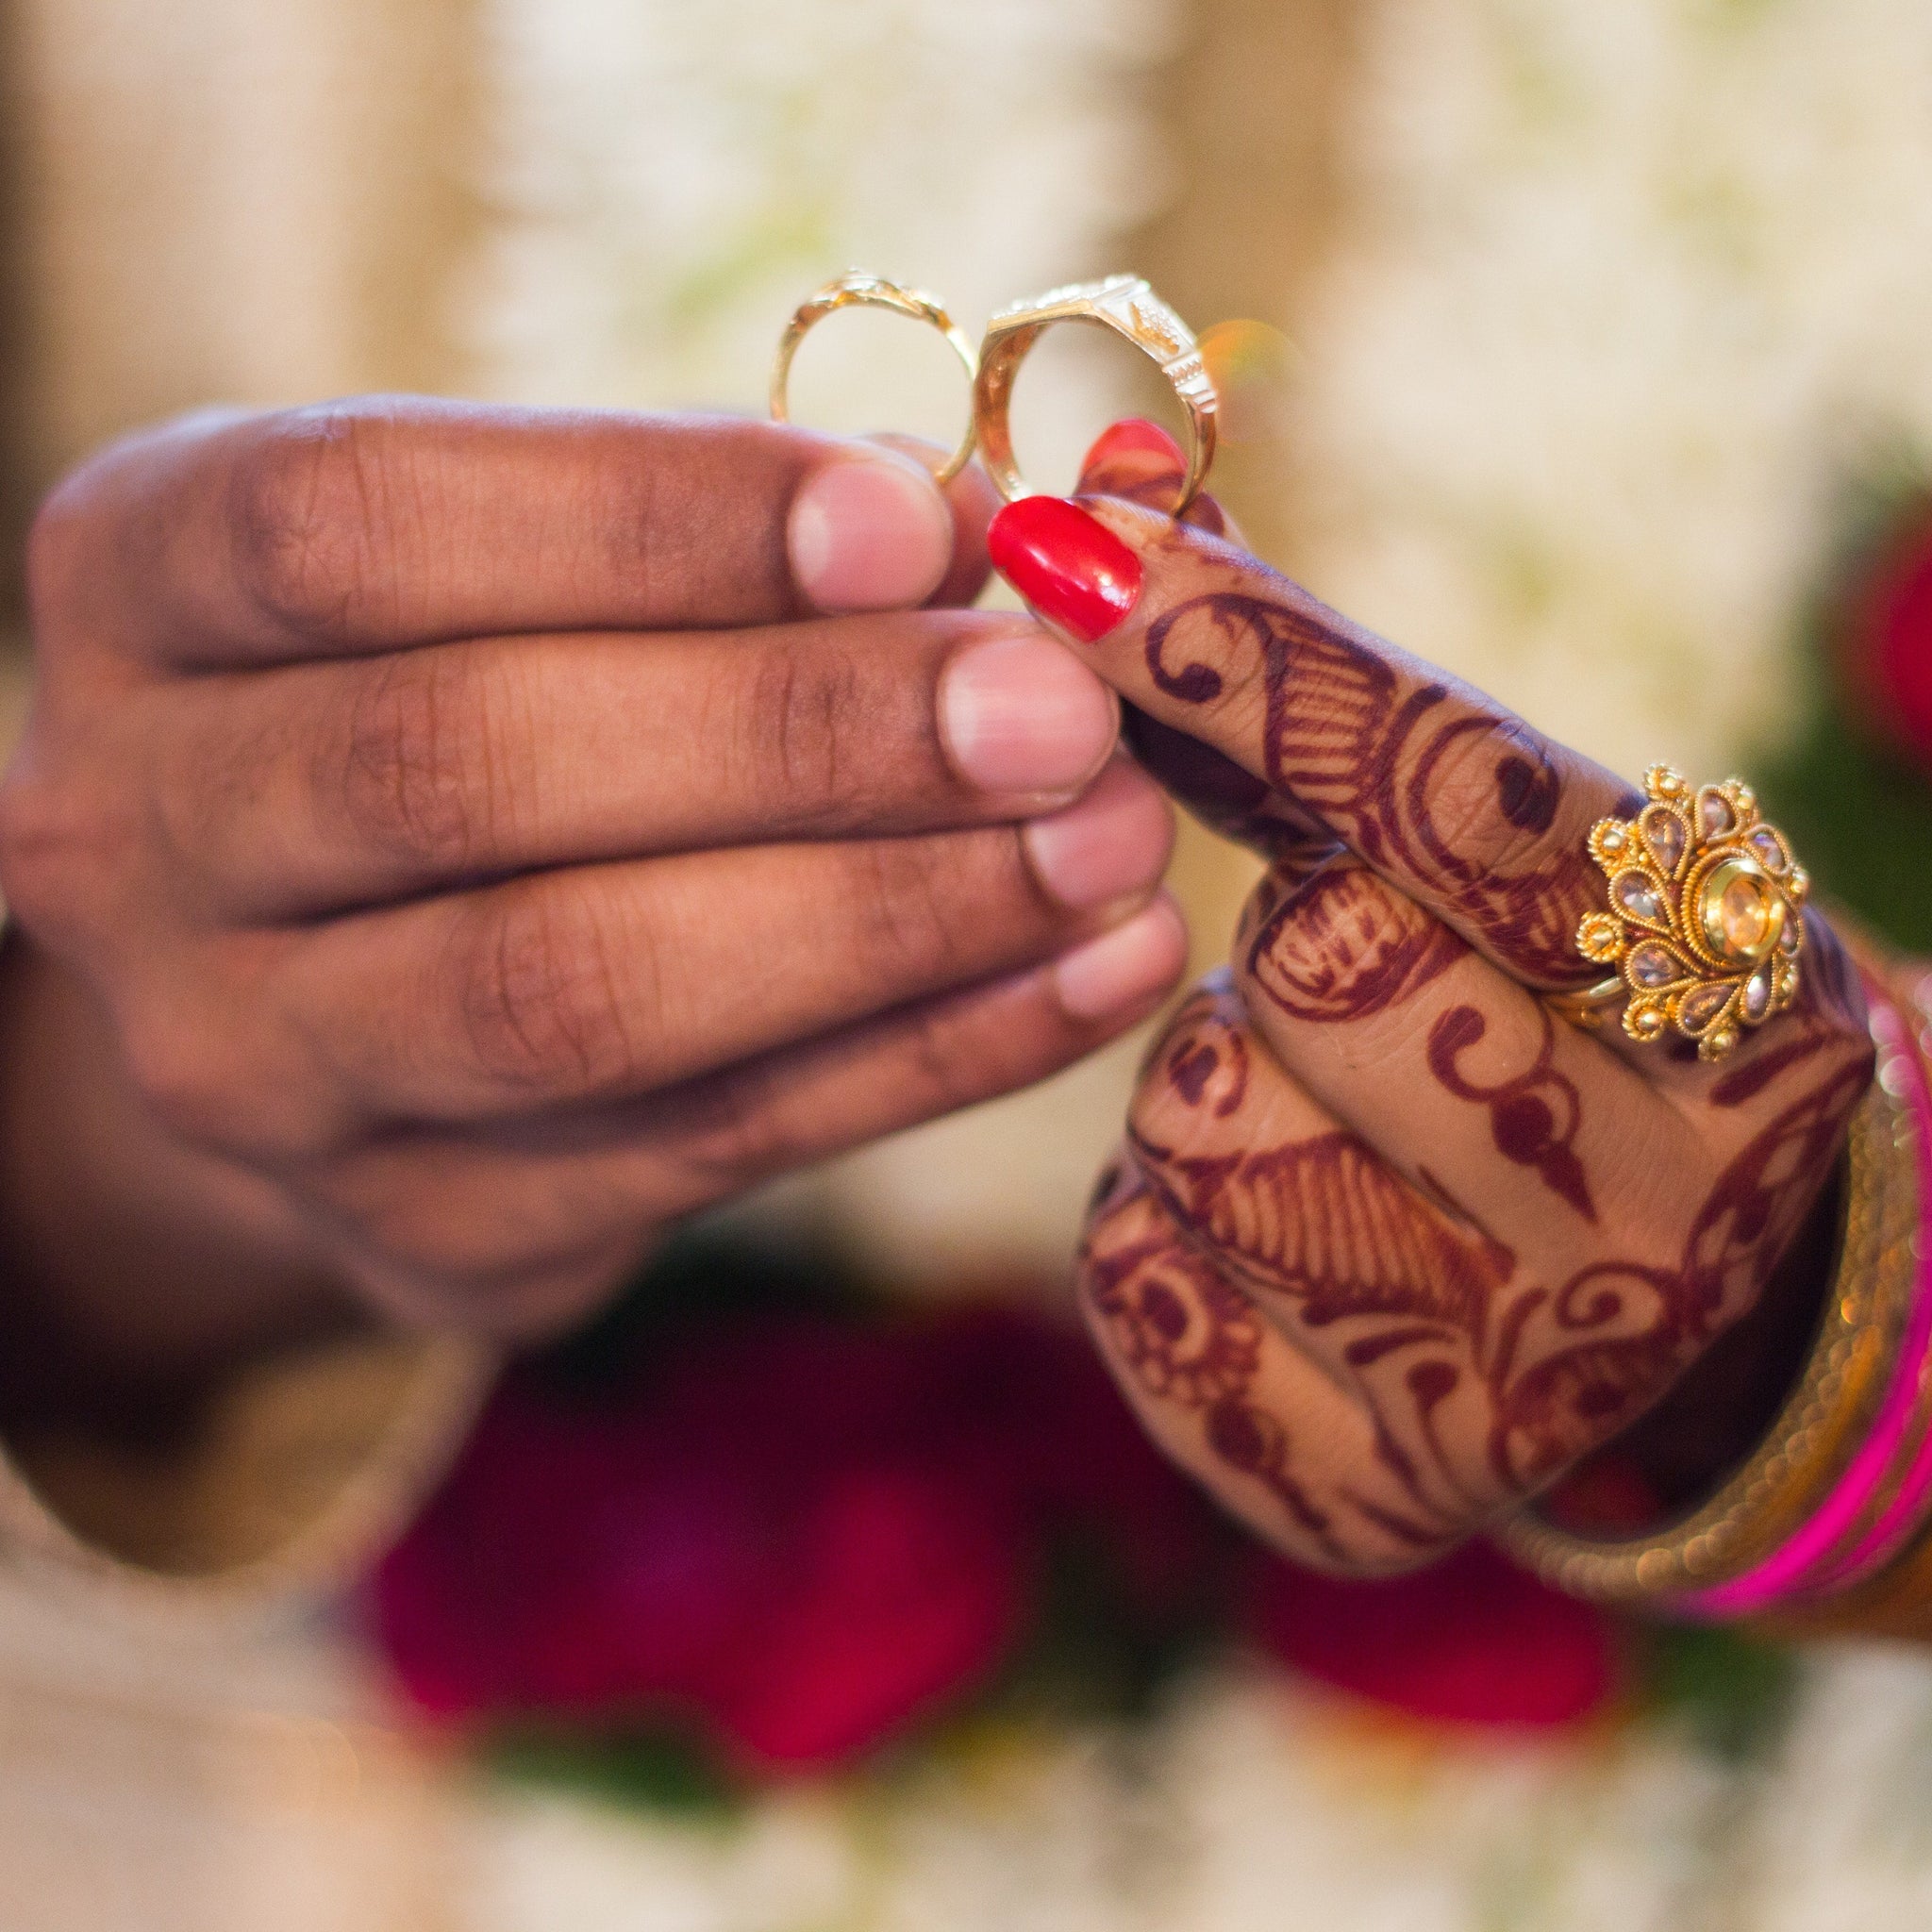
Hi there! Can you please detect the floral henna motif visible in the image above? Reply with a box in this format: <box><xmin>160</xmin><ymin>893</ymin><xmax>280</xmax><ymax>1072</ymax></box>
<box><xmin>1242</xmin><ymin>858</ymin><xmax>1467</xmax><ymax>1024</ymax></box>
<box><xmin>1140</xmin><ymin>587</ymin><xmax>1630</xmax><ymax>985</ymax></box>
<box><xmin>1426</xmin><ymin>1003</ymin><xmax>1596</xmax><ymax>1223</ymax></box>
<box><xmin>1078</xmin><ymin>1178</ymin><xmax>1347</xmax><ymax>1559</ymax></box>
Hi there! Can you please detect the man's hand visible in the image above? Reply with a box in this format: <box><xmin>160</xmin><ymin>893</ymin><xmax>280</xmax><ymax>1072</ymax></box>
<box><xmin>0</xmin><ymin>399</ymin><xmax>1186</xmax><ymax>1391</ymax></box>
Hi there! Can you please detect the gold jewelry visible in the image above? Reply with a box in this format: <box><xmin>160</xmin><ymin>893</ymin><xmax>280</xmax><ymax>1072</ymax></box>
<box><xmin>771</xmin><ymin>271</ymin><xmax>980</xmax><ymax>487</ymax></box>
<box><xmin>1542</xmin><ymin>977</ymin><xmax>1624</xmax><ymax>1029</ymax></box>
<box><xmin>1499</xmin><ymin>1065</ymin><xmax>1920</xmax><ymax>1603</ymax></box>
<box><xmin>974</xmin><ymin>275</ymin><xmax>1219</xmax><ymax>513</ymax></box>
<box><xmin>1574</xmin><ymin>765</ymin><xmax>1809</xmax><ymax>1061</ymax></box>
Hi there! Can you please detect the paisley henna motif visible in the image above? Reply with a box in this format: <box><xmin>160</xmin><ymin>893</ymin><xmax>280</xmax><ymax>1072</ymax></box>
<box><xmin>1138</xmin><ymin>588</ymin><xmax>1630</xmax><ymax>986</ymax></box>
<box><xmin>1243</xmin><ymin>859</ymin><xmax>1466</xmax><ymax>1024</ymax></box>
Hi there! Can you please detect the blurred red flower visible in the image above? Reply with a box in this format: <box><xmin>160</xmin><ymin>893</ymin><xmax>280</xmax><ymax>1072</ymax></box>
<box><xmin>1245</xmin><ymin>1539</ymin><xmax>1620</xmax><ymax>1729</ymax></box>
<box><xmin>1846</xmin><ymin>507</ymin><xmax>1932</xmax><ymax>762</ymax></box>
<box><xmin>370</xmin><ymin>1301</ymin><xmax>1212</xmax><ymax>1773</ymax></box>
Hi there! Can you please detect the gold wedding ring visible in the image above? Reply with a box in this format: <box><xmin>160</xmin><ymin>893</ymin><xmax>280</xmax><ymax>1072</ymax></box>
<box><xmin>1567</xmin><ymin>765</ymin><xmax>1810</xmax><ymax>1061</ymax></box>
<box><xmin>770</xmin><ymin>271</ymin><xmax>980</xmax><ymax>487</ymax></box>
<box><xmin>974</xmin><ymin>275</ymin><xmax>1219</xmax><ymax>514</ymax></box>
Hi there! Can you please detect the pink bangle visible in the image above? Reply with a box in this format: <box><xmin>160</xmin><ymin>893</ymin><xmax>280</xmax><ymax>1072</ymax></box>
<box><xmin>1677</xmin><ymin>991</ymin><xmax>1932</xmax><ymax>1617</ymax></box>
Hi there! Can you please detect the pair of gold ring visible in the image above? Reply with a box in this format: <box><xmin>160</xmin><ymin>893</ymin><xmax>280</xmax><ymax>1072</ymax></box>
<box><xmin>774</xmin><ymin>278</ymin><xmax>1812</xmax><ymax>1062</ymax></box>
<box><xmin>770</xmin><ymin>270</ymin><xmax>1219</xmax><ymax>515</ymax></box>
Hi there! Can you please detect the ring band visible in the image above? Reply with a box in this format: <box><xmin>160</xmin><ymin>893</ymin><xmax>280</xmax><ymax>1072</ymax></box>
<box><xmin>771</xmin><ymin>272</ymin><xmax>980</xmax><ymax>487</ymax></box>
<box><xmin>973</xmin><ymin>275</ymin><xmax>1219</xmax><ymax>514</ymax></box>
<box><xmin>1571</xmin><ymin>765</ymin><xmax>1809</xmax><ymax>1061</ymax></box>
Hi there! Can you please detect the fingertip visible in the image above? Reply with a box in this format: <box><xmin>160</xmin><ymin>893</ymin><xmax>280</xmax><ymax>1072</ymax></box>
<box><xmin>859</xmin><ymin>432</ymin><xmax>1001</xmax><ymax>608</ymax></box>
<box><xmin>788</xmin><ymin>442</ymin><xmax>956</xmax><ymax>612</ymax></box>
<box><xmin>1052</xmin><ymin>892</ymin><xmax>1190</xmax><ymax>1024</ymax></box>
<box><xmin>989</xmin><ymin>495</ymin><xmax>1144</xmax><ymax>642</ymax></box>
<box><xmin>1080</xmin><ymin>416</ymin><xmax>1185</xmax><ymax>479</ymax></box>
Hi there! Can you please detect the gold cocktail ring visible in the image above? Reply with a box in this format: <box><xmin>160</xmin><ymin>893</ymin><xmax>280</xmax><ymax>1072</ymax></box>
<box><xmin>1571</xmin><ymin>765</ymin><xmax>1809</xmax><ymax>1061</ymax></box>
<box><xmin>770</xmin><ymin>271</ymin><xmax>980</xmax><ymax>487</ymax></box>
<box><xmin>974</xmin><ymin>275</ymin><xmax>1219</xmax><ymax>515</ymax></box>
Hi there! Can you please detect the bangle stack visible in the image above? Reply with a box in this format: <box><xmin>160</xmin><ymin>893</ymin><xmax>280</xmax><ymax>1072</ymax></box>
<box><xmin>1501</xmin><ymin>962</ymin><xmax>1932</xmax><ymax>1619</ymax></box>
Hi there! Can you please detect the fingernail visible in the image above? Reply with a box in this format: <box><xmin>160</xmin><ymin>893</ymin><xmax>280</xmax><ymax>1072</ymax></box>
<box><xmin>1024</xmin><ymin>758</ymin><xmax>1174</xmax><ymax>910</ymax></box>
<box><xmin>1080</xmin><ymin>417</ymin><xmax>1184</xmax><ymax>476</ymax></box>
<box><xmin>940</xmin><ymin>628</ymin><xmax>1118</xmax><ymax>795</ymax></box>
<box><xmin>789</xmin><ymin>445</ymin><xmax>955</xmax><ymax>612</ymax></box>
<box><xmin>1053</xmin><ymin>894</ymin><xmax>1189</xmax><ymax>1022</ymax></box>
<box><xmin>988</xmin><ymin>496</ymin><xmax>1142</xmax><ymax>643</ymax></box>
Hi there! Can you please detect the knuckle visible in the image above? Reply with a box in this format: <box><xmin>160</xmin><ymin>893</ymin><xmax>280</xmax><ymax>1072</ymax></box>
<box><xmin>848</xmin><ymin>831</ymin><xmax>1025</xmax><ymax>985</ymax></box>
<box><xmin>448</xmin><ymin>879</ymin><xmax>654</xmax><ymax>1095</ymax></box>
<box><xmin>227</xmin><ymin>406</ymin><xmax>397</xmax><ymax>641</ymax></box>
<box><xmin>23</xmin><ymin>482</ymin><xmax>92</xmax><ymax>632</ymax></box>
<box><xmin>0</xmin><ymin>754</ymin><xmax>125</xmax><ymax>946</ymax></box>
<box><xmin>117</xmin><ymin>981</ymin><xmax>346</xmax><ymax>1160</ymax></box>
<box><xmin>1423</xmin><ymin>714</ymin><xmax>1561</xmax><ymax>876</ymax></box>
<box><xmin>894</xmin><ymin>996</ymin><xmax>1001</xmax><ymax>1118</ymax></box>
<box><xmin>741</xmin><ymin>644</ymin><xmax>869</xmax><ymax>823</ymax></box>
<box><xmin>330</xmin><ymin>649</ymin><xmax>501</xmax><ymax>873</ymax></box>
<box><xmin>119</xmin><ymin>1008</ymin><xmax>234</xmax><ymax>1145</ymax></box>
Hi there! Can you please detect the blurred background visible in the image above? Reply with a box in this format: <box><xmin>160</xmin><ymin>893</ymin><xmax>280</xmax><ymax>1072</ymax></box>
<box><xmin>8</xmin><ymin>0</ymin><xmax>1932</xmax><ymax>1926</ymax></box>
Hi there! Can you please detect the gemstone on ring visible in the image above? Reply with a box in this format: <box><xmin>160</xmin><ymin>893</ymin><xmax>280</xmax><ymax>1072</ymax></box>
<box><xmin>1574</xmin><ymin>766</ymin><xmax>1808</xmax><ymax>1060</ymax></box>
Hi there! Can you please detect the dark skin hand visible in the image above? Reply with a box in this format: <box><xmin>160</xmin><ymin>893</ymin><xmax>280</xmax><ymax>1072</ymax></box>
<box><xmin>995</xmin><ymin>424</ymin><xmax>1873</xmax><ymax>1574</ymax></box>
<box><xmin>0</xmin><ymin>399</ymin><xmax>1191</xmax><ymax>1429</ymax></box>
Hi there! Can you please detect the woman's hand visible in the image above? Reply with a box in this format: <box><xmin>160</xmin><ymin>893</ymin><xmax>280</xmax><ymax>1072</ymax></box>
<box><xmin>0</xmin><ymin>400</ymin><xmax>1187</xmax><ymax>1388</ymax></box>
<box><xmin>991</xmin><ymin>424</ymin><xmax>1874</xmax><ymax>1574</ymax></box>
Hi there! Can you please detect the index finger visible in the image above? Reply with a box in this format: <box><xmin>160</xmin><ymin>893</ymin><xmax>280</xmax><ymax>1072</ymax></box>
<box><xmin>32</xmin><ymin>398</ymin><xmax>995</xmax><ymax>669</ymax></box>
<box><xmin>990</xmin><ymin>490</ymin><xmax>1636</xmax><ymax>990</ymax></box>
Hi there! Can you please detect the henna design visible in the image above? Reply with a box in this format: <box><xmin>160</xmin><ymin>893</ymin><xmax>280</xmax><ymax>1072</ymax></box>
<box><xmin>1243</xmin><ymin>859</ymin><xmax>1466</xmax><ymax>1024</ymax></box>
<box><xmin>1138</xmin><ymin>588</ymin><xmax>1635</xmax><ymax>984</ymax></box>
<box><xmin>1133</xmin><ymin>1124</ymin><xmax>1507</xmax><ymax>1339</ymax></box>
<box><xmin>1089</xmin><ymin>624</ymin><xmax>1877</xmax><ymax>1562</ymax></box>
<box><xmin>1486</xmin><ymin>1053</ymin><xmax>1870</xmax><ymax>1486</ymax></box>
<box><xmin>1147</xmin><ymin>991</ymin><xmax>1251</xmax><ymax>1121</ymax></box>
<box><xmin>1116</xmin><ymin>960</ymin><xmax>1873</xmax><ymax>1538</ymax></box>
<box><xmin>1122</xmin><ymin>707</ymin><xmax>1331</xmax><ymax>861</ymax></box>
<box><xmin>1426</xmin><ymin>1003</ymin><xmax>1596</xmax><ymax>1222</ymax></box>
<box><xmin>1079</xmin><ymin>1181</ymin><xmax>1347</xmax><ymax>1559</ymax></box>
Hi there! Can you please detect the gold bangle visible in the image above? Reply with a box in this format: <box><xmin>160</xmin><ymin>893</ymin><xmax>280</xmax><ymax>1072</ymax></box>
<box><xmin>1498</xmin><ymin>1071</ymin><xmax>1918</xmax><ymax>1602</ymax></box>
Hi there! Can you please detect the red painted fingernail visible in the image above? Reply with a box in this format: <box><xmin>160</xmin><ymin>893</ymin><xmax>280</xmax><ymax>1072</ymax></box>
<box><xmin>1080</xmin><ymin>417</ymin><xmax>1184</xmax><ymax>476</ymax></box>
<box><xmin>988</xmin><ymin>497</ymin><xmax>1142</xmax><ymax>643</ymax></box>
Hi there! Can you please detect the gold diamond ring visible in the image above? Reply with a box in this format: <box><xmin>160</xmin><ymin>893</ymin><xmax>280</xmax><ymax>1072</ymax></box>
<box><xmin>771</xmin><ymin>272</ymin><xmax>980</xmax><ymax>486</ymax></box>
<box><xmin>1571</xmin><ymin>765</ymin><xmax>1809</xmax><ymax>1061</ymax></box>
<box><xmin>973</xmin><ymin>275</ymin><xmax>1219</xmax><ymax>514</ymax></box>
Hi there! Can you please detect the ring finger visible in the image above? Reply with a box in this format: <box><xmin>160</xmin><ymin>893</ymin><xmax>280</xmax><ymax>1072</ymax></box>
<box><xmin>212</xmin><ymin>762</ymin><xmax>1174</xmax><ymax>1141</ymax></box>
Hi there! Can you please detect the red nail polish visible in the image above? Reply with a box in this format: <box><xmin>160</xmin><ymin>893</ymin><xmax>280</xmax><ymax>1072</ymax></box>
<box><xmin>988</xmin><ymin>497</ymin><xmax>1143</xmax><ymax>643</ymax></box>
<box><xmin>1080</xmin><ymin>417</ymin><xmax>1184</xmax><ymax>476</ymax></box>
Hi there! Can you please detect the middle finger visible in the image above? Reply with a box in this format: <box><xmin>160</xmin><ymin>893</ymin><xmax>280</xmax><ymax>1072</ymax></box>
<box><xmin>155</xmin><ymin>609</ymin><xmax>1121</xmax><ymax>920</ymax></box>
<box><xmin>260</xmin><ymin>762</ymin><xmax>1174</xmax><ymax>1130</ymax></box>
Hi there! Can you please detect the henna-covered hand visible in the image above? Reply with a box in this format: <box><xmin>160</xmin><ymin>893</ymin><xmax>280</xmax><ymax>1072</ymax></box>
<box><xmin>993</xmin><ymin>424</ymin><xmax>1874</xmax><ymax>1573</ymax></box>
